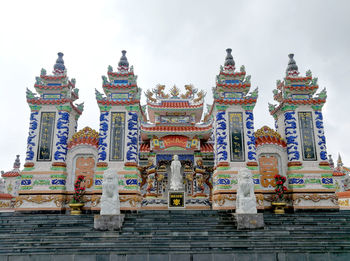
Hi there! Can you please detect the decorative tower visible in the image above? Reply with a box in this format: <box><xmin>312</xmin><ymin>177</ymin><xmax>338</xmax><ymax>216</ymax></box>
<box><xmin>211</xmin><ymin>49</ymin><xmax>259</xmax><ymax>210</ymax></box>
<box><xmin>95</xmin><ymin>50</ymin><xmax>143</xmax><ymax>210</ymax></box>
<box><xmin>17</xmin><ymin>53</ymin><xmax>84</xmax><ymax>211</ymax></box>
<box><xmin>0</xmin><ymin>156</ymin><xmax>21</xmax><ymax>211</ymax></box>
<box><xmin>269</xmin><ymin>54</ymin><xmax>337</xmax><ymax>210</ymax></box>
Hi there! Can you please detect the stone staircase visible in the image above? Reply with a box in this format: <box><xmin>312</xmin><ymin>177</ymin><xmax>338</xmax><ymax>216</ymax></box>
<box><xmin>0</xmin><ymin>210</ymin><xmax>350</xmax><ymax>260</ymax></box>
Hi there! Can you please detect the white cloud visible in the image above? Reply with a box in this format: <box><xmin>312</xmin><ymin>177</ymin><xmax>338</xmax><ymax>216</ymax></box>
<box><xmin>0</xmin><ymin>0</ymin><xmax>349</xmax><ymax>171</ymax></box>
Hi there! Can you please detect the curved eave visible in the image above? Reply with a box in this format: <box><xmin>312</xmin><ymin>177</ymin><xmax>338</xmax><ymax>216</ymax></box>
<box><xmin>216</xmin><ymin>83</ymin><xmax>251</xmax><ymax>89</ymax></box>
<box><xmin>270</xmin><ymin>99</ymin><xmax>326</xmax><ymax>115</ymax></box>
<box><xmin>284</xmin><ymin>85</ymin><xmax>318</xmax><ymax>91</ymax></box>
<box><xmin>147</xmin><ymin>103</ymin><xmax>203</xmax><ymax>111</ymax></box>
<box><xmin>215</xmin><ymin>98</ymin><xmax>257</xmax><ymax>105</ymax></box>
<box><xmin>67</xmin><ymin>142</ymin><xmax>98</xmax><ymax>150</ymax></box>
<box><xmin>219</xmin><ymin>71</ymin><xmax>246</xmax><ymax>77</ymax></box>
<box><xmin>255</xmin><ymin>136</ymin><xmax>287</xmax><ymax>148</ymax></box>
<box><xmin>27</xmin><ymin>99</ymin><xmax>83</xmax><ymax>115</ymax></box>
<box><xmin>97</xmin><ymin>100</ymin><xmax>140</xmax><ymax>106</ymax></box>
<box><xmin>141</xmin><ymin>125</ymin><xmax>212</xmax><ymax>139</ymax></box>
<box><xmin>40</xmin><ymin>75</ymin><xmax>66</xmax><ymax>80</ymax></box>
<box><xmin>285</xmin><ymin>76</ymin><xmax>312</xmax><ymax>82</ymax></box>
<box><xmin>2</xmin><ymin>172</ymin><xmax>20</xmax><ymax>178</ymax></box>
<box><xmin>34</xmin><ymin>84</ymin><xmax>69</xmax><ymax>90</ymax></box>
<box><xmin>107</xmin><ymin>71</ymin><xmax>134</xmax><ymax>77</ymax></box>
<box><xmin>103</xmin><ymin>84</ymin><xmax>137</xmax><ymax>89</ymax></box>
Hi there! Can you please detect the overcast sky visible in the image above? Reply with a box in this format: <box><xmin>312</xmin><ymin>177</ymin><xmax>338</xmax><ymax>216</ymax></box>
<box><xmin>0</xmin><ymin>0</ymin><xmax>349</xmax><ymax>171</ymax></box>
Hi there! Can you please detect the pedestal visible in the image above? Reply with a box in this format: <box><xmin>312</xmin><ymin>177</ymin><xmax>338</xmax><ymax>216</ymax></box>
<box><xmin>94</xmin><ymin>215</ymin><xmax>125</xmax><ymax>231</ymax></box>
<box><xmin>234</xmin><ymin>213</ymin><xmax>264</xmax><ymax>230</ymax></box>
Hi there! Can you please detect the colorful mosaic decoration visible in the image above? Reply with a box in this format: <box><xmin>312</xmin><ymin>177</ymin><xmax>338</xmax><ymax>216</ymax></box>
<box><xmin>0</xmin><ymin>50</ymin><xmax>339</xmax><ymax>213</ymax></box>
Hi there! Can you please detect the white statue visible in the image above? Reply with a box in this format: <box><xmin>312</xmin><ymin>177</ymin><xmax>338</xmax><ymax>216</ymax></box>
<box><xmin>101</xmin><ymin>169</ymin><xmax>120</xmax><ymax>215</ymax></box>
<box><xmin>170</xmin><ymin>155</ymin><xmax>183</xmax><ymax>191</ymax></box>
<box><xmin>236</xmin><ymin>168</ymin><xmax>257</xmax><ymax>214</ymax></box>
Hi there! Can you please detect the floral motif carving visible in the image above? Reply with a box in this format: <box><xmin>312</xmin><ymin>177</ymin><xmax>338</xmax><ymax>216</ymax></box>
<box><xmin>292</xmin><ymin>194</ymin><xmax>338</xmax><ymax>205</ymax></box>
<box><xmin>0</xmin><ymin>201</ymin><xmax>12</xmax><ymax>208</ymax></box>
<box><xmin>212</xmin><ymin>194</ymin><xmax>236</xmax><ymax>206</ymax></box>
<box><xmin>120</xmin><ymin>195</ymin><xmax>142</xmax><ymax>207</ymax></box>
<box><xmin>15</xmin><ymin>195</ymin><xmax>65</xmax><ymax>208</ymax></box>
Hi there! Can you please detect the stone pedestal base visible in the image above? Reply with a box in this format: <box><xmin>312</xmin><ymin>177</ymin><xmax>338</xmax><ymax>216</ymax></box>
<box><xmin>337</xmin><ymin>191</ymin><xmax>350</xmax><ymax>210</ymax></box>
<box><xmin>94</xmin><ymin>214</ymin><xmax>125</xmax><ymax>231</ymax></box>
<box><xmin>234</xmin><ymin>213</ymin><xmax>264</xmax><ymax>230</ymax></box>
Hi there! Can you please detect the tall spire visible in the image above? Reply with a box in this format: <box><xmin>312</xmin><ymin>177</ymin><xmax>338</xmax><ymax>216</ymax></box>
<box><xmin>224</xmin><ymin>48</ymin><xmax>235</xmax><ymax>67</ymax></box>
<box><xmin>118</xmin><ymin>50</ymin><xmax>129</xmax><ymax>70</ymax></box>
<box><xmin>337</xmin><ymin>153</ymin><xmax>343</xmax><ymax>168</ymax></box>
<box><xmin>286</xmin><ymin>53</ymin><xmax>299</xmax><ymax>76</ymax></box>
<box><xmin>53</xmin><ymin>52</ymin><xmax>65</xmax><ymax>72</ymax></box>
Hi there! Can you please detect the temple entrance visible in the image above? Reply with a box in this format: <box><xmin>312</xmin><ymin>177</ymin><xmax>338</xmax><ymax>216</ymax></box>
<box><xmin>140</xmin><ymin>153</ymin><xmax>213</xmax><ymax>209</ymax></box>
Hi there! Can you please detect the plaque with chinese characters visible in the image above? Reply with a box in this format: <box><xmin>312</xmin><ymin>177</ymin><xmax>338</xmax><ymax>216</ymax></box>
<box><xmin>259</xmin><ymin>155</ymin><xmax>278</xmax><ymax>188</ymax></box>
<box><xmin>75</xmin><ymin>157</ymin><xmax>95</xmax><ymax>188</ymax></box>
<box><xmin>110</xmin><ymin>112</ymin><xmax>125</xmax><ymax>161</ymax></box>
<box><xmin>229</xmin><ymin>112</ymin><xmax>245</xmax><ymax>162</ymax></box>
<box><xmin>37</xmin><ymin>112</ymin><xmax>56</xmax><ymax>161</ymax></box>
<box><xmin>298</xmin><ymin>112</ymin><xmax>316</xmax><ymax>161</ymax></box>
<box><xmin>168</xmin><ymin>191</ymin><xmax>185</xmax><ymax>208</ymax></box>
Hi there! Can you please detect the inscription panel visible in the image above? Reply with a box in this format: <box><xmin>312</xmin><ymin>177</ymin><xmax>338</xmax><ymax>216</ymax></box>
<box><xmin>110</xmin><ymin>112</ymin><xmax>125</xmax><ymax>161</ymax></box>
<box><xmin>298</xmin><ymin>112</ymin><xmax>317</xmax><ymax>161</ymax></box>
<box><xmin>229</xmin><ymin>112</ymin><xmax>245</xmax><ymax>162</ymax></box>
<box><xmin>37</xmin><ymin>112</ymin><xmax>56</xmax><ymax>161</ymax></box>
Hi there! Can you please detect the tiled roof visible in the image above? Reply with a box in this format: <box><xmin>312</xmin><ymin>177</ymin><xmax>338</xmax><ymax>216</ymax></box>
<box><xmin>270</xmin><ymin>99</ymin><xmax>326</xmax><ymax>115</ymax></box>
<box><xmin>34</xmin><ymin>84</ymin><xmax>69</xmax><ymax>90</ymax></box>
<box><xmin>284</xmin><ymin>85</ymin><xmax>318</xmax><ymax>91</ymax></box>
<box><xmin>285</xmin><ymin>76</ymin><xmax>312</xmax><ymax>82</ymax></box>
<box><xmin>141</xmin><ymin>125</ymin><xmax>212</xmax><ymax>133</ymax></box>
<box><xmin>67</xmin><ymin>127</ymin><xmax>99</xmax><ymax>149</ymax></box>
<box><xmin>333</xmin><ymin>170</ymin><xmax>346</xmax><ymax>177</ymax></box>
<box><xmin>149</xmin><ymin>101</ymin><xmax>203</xmax><ymax>109</ymax></box>
<box><xmin>200</xmin><ymin>143</ymin><xmax>213</xmax><ymax>153</ymax></box>
<box><xmin>216</xmin><ymin>83</ymin><xmax>251</xmax><ymax>89</ymax></box>
<box><xmin>2</xmin><ymin>170</ymin><xmax>20</xmax><ymax>178</ymax></box>
<box><xmin>40</xmin><ymin>75</ymin><xmax>66</xmax><ymax>80</ymax></box>
<box><xmin>0</xmin><ymin>193</ymin><xmax>14</xmax><ymax>199</ymax></box>
<box><xmin>219</xmin><ymin>71</ymin><xmax>245</xmax><ymax>77</ymax></box>
<box><xmin>215</xmin><ymin>98</ymin><xmax>257</xmax><ymax>105</ymax></box>
<box><xmin>255</xmin><ymin>126</ymin><xmax>287</xmax><ymax>148</ymax></box>
<box><xmin>97</xmin><ymin>100</ymin><xmax>140</xmax><ymax>105</ymax></box>
<box><xmin>103</xmin><ymin>84</ymin><xmax>137</xmax><ymax>89</ymax></box>
<box><xmin>140</xmin><ymin>143</ymin><xmax>150</xmax><ymax>153</ymax></box>
<box><xmin>108</xmin><ymin>71</ymin><xmax>134</xmax><ymax>77</ymax></box>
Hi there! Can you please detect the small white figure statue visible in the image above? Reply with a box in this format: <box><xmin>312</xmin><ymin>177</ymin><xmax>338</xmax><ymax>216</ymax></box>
<box><xmin>236</xmin><ymin>168</ymin><xmax>257</xmax><ymax>214</ymax></box>
<box><xmin>170</xmin><ymin>155</ymin><xmax>183</xmax><ymax>191</ymax></box>
<box><xmin>101</xmin><ymin>169</ymin><xmax>120</xmax><ymax>215</ymax></box>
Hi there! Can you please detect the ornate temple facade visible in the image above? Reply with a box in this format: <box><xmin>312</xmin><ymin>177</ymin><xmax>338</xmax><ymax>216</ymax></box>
<box><xmin>0</xmin><ymin>49</ymin><xmax>343</xmax><ymax>212</ymax></box>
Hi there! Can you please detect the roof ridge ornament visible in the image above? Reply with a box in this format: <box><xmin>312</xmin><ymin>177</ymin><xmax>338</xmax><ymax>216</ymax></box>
<box><xmin>53</xmin><ymin>52</ymin><xmax>65</xmax><ymax>74</ymax></box>
<box><xmin>224</xmin><ymin>48</ymin><xmax>235</xmax><ymax>71</ymax></box>
<box><xmin>118</xmin><ymin>50</ymin><xmax>129</xmax><ymax>72</ymax></box>
<box><xmin>13</xmin><ymin>155</ymin><xmax>20</xmax><ymax>169</ymax></box>
<box><xmin>286</xmin><ymin>53</ymin><xmax>299</xmax><ymax>77</ymax></box>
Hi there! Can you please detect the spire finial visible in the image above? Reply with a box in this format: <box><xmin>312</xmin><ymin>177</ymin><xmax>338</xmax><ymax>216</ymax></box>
<box><xmin>13</xmin><ymin>155</ymin><xmax>20</xmax><ymax>169</ymax></box>
<box><xmin>118</xmin><ymin>50</ymin><xmax>129</xmax><ymax>69</ymax></box>
<box><xmin>286</xmin><ymin>53</ymin><xmax>299</xmax><ymax>75</ymax></box>
<box><xmin>224</xmin><ymin>48</ymin><xmax>235</xmax><ymax>67</ymax></box>
<box><xmin>53</xmin><ymin>52</ymin><xmax>65</xmax><ymax>72</ymax></box>
<box><xmin>337</xmin><ymin>153</ymin><xmax>343</xmax><ymax>167</ymax></box>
